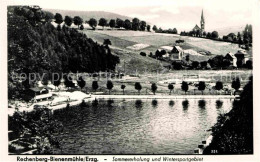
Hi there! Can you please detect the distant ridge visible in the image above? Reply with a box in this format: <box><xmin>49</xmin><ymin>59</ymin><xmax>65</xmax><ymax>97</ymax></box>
<box><xmin>44</xmin><ymin>9</ymin><xmax>132</xmax><ymax>21</ymax></box>
<box><xmin>214</xmin><ymin>26</ymin><xmax>245</xmax><ymax>37</ymax></box>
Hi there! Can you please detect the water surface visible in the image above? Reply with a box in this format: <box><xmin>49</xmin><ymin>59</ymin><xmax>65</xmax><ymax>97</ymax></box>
<box><xmin>53</xmin><ymin>98</ymin><xmax>233</xmax><ymax>154</ymax></box>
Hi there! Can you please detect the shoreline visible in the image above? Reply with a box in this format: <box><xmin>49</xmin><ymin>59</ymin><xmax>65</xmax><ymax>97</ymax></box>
<box><xmin>8</xmin><ymin>93</ymin><xmax>238</xmax><ymax>116</ymax></box>
<box><xmin>92</xmin><ymin>94</ymin><xmax>239</xmax><ymax>99</ymax></box>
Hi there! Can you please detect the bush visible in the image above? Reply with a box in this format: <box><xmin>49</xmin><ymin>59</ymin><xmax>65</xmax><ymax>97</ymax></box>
<box><xmin>140</xmin><ymin>52</ymin><xmax>146</xmax><ymax>57</ymax></box>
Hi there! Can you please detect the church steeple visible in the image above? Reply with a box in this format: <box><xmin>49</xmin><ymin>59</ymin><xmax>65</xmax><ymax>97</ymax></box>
<box><xmin>200</xmin><ymin>10</ymin><xmax>205</xmax><ymax>32</ymax></box>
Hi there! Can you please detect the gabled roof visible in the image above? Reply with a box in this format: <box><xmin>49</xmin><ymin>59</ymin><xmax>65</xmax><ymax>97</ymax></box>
<box><xmin>173</xmin><ymin>46</ymin><xmax>183</xmax><ymax>52</ymax></box>
<box><xmin>235</xmin><ymin>50</ymin><xmax>247</xmax><ymax>55</ymax></box>
<box><xmin>225</xmin><ymin>52</ymin><xmax>236</xmax><ymax>59</ymax></box>
<box><xmin>193</xmin><ymin>24</ymin><xmax>201</xmax><ymax>31</ymax></box>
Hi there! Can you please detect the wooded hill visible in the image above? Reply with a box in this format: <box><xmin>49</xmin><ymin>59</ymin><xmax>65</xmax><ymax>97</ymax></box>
<box><xmin>8</xmin><ymin>6</ymin><xmax>119</xmax><ymax>84</ymax></box>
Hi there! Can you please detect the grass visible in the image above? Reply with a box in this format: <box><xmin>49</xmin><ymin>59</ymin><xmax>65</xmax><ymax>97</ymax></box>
<box><xmin>83</xmin><ymin>30</ymin><xmax>136</xmax><ymax>48</ymax></box>
<box><xmin>78</xmin><ymin>29</ymin><xmax>253</xmax><ymax>95</ymax></box>
<box><xmin>83</xmin><ymin>29</ymin><xmax>252</xmax><ymax>56</ymax></box>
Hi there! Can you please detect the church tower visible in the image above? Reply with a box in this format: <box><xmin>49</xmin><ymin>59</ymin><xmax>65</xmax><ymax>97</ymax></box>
<box><xmin>200</xmin><ymin>10</ymin><xmax>205</xmax><ymax>32</ymax></box>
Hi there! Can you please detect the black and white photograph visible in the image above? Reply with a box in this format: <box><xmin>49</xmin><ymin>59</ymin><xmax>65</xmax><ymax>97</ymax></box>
<box><xmin>1</xmin><ymin>0</ymin><xmax>259</xmax><ymax>161</ymax></box>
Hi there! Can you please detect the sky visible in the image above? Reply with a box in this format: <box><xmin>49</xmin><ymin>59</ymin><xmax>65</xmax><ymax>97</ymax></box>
<box><xmin>7</xmin><ymin>0</ymin><xmax>255</xmax><ymax>31</ymax></box>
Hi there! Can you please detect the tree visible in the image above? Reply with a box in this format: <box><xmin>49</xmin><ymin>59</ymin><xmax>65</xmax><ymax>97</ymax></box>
<box><xmin>121</xmin><ymin>84</ymin><xmax>126</xmax><ymax>95</ymax></box>
<box><xmin>64</xmin><ymin>75</ymin><xmax>74</xmax><ymax>89</ymax></box>
<box><xmin>192</xmin><ymin>61</ymin><xmax>199</xmax><ymax>69</ymax></box>
<box><xmin>203</xmin><ymin>77</ymin><xmax>253</xmax><ymax>154</ymax></box>
<box><xmin>109</xmin><ymin>19</ymin><xmax>116</xmax><ymax>29</ymax></box>
<box><xmin>196</xmin><ymin>30</ymin><xmax>202</xmax><ymax>37</ymax></box>
<box><xmin>132</xmin><ymin>18</ymin><xmax>140</xmax><ymax>31</ymax></box>
<box><xmin>99</xmin><ymin>18</ymin><xmax>107</xmax><ymax>29</ymax></box>
<box><xmin>116</xmin><ymin>18</ymin><xmax>124</xmax><ymax>28</ymax></box>
<box><xmin>88</xmin><ymin>18</ymin><xmax>97</xmax><ymax>30</ymax></box>
<box><xmin>57</xmin><ymin>24</ymin><xmax>61</xmax><ymax>31</ymax></box>
<box><xmin>79</xmin><ymin>24</ymin><xmax>84</xmax><ymax>30</ymax></box>
<box><xmin>237</xmin><ymin>32</ymin><xmax>243</xmax><ymax>47</ymax></box>
<box><xmin>123</xmin><ymin>19</ymin><xmax>132</xmax><ymax>30</ymax></box>
<box><xmin>172</xmin><ymin>28</ymin><xmax>178</xmax><ymax>34</ymax></box>
<box><xmin>203</xmin><ymin>31</ymin><xmax>207</xmax><ymax>37</ymax></box>
<box><xmin>200</xmin><ymin>61</ymin><xmax>208</xmax><ymax>69</ymax></box>
<box><xmin>147</xmin><ymin>25</ymin><xmax>151</xmax><ymax>32</ymax></box>
<box><xmin>181</xmin><ymin>81</ymin><xmax>189</xmax><ymax>95</ymax></box>
<box><xmin>103</xmin><ymin>39</ymin><xmax>112</xmax><ymax>46</ymax></box>
<box><xmin>208</xmin><ymin>55</ymin><xmax>225</xmax><ymax>68</ymax></box>
<box><xmin>155</xmin><ymin>50</ymin><xmax>162</xmax><ymax>58</ymax></box>
<box><xmin>140</xmin><ymin>52</ymin><xmax>146</xmax><ymax>56</ymax></box>
<box><xmin>64</xmin><ymin>16</ymin><xmax>73</xmax><ymax>27</ymax></box>
<box><xmin>44</xmin><ymin>11</ymin><xmax>54</xmax><ymax>22</ymax></box>
<box><xmin>9</xmin><ymin>107</ymin><xmax>63</xmax><ymax>154</ymax></box>
<box><xmin>7</xmin><ymin>6</ymin><xmax>120</xmax><ymax>93</ymax></box>
<box><xmin>135</xmin><ymin>82</ymin><xmax>142</xmax><ymax>95</ymax></box>
<box><xmin>206</xmin><ymin>32</ymin><xmax>211</xmax><ymax>38</ymax></box>
<box><xmin>73</xmin><ymin>16</ymin><xmax>83</xmax><ymax>29</ymax></box>
<box><xmin>77</xmin><ymin>76</ymin><xmax>86</xmax><ymax>90</ymax></box>
<box><xmin>54</xmin><ymin>13</ymin><xmax>63</xmax><ymax>25</ymax></box>
<box><xmin>246</xmin><ymin>60</ymin><xmax>253</xmax><ymax>69</ymax></box>
<box><xmin>140</xmin><ymin>21</ymin><xmax>146</xmax><ymax>31</ymax></box>
<box><xmin>215</xmin><ymin>81</ymin><xmax>223</xmax><ymax>94</ymax></box>
<box><xmin>185</xmin><ymin>55</ymin><xmax>190</xmax><ymax>62</ymax></box>
<box><xmin>211</xmin><ymin>31</ymin><xmax>219</xmax><ymax>39</ymax></box>
<box><xmin>106</xmin><ymin>80</ymin><xmax>113</xmax><ymax>95</ymax></box>
<box><xmin>227</xmin><ymin>33</ymin><xmax>236</xmax><ymax>41</ymax></box>
<box><xmin>198</xmin><ymin>81</ymin><xmax>206</xmax><ymax>95</ymax></box>
<box><xmin>92</xmin><ymin>81</ymin><xmax>99</xmax><ymax>93</ymax></box>
<box><xmin>168</xmin><ymin>83</ymin><xmax>174</xmax><ymax>94</ymax></box>
<box><xmin>161</xmin><ymin>50</ymin><xmax>167</xmax><ymax>55</ymax></box>
<box><xmin>53</xmin><ymin>74</ymin><xmax>61</xmax><ymax>89</ymax></box>
<box><xmin>232</xmin><ymin>78</ymin><xmax>241</xmax><ymax>95</ymax></box>
<box><xmin>152</xmin><ymin>25</ymin><xmax>158</xmax><ymax>32</ymax></box>
<box><xmin>151</xmin><ymin>83</ymin><xmax>157</xmax><ymax>95</ymax></box>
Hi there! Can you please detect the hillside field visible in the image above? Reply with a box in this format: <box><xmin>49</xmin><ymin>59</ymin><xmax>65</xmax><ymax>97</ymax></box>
<box><xmin>81</xmin><ymin>29</ymin><xmax>252</xmax><ymax>72</ymax></box>
<box><xmin>83</xmin><ymin>29</ymin><xmax>252</xmax><ymax>56</ymax></box>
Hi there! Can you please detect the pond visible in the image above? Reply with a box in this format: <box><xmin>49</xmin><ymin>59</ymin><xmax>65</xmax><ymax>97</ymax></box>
<box><xmin>52</xmin><ymin>98</ymin><xmax>233</xmax><ymax>154</ymax></box>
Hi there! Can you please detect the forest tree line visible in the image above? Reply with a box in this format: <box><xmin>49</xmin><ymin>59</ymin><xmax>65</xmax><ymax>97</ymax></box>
<box><xmin>8</xmin><ymin>6</ymin><xmax>120</xmax><ymax>98</ymax></box>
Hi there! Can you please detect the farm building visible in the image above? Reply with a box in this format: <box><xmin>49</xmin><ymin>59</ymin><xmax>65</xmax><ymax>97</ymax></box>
<box><xmin>234</xmin><ymin>50</ymin><xmax>249</xmax><ymax>65</ymax></box>
<box><xmin>171</xmin><ymin>46</ymin><xmax>184</xmax><ymax>60</ymax></box>
<box><xmin>225</xmin><ymin>52</ymin><xmax>237</xmax><ymax>67</ymax></box>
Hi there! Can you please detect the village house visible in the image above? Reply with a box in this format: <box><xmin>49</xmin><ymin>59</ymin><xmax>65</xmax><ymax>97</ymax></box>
<box><xmin>171</xmin><ymin>46</ymin><xmax>184</xmax><ymax>60</ymax></box>
<box><xmin>225</xmin><ymin>52</ymin><xmax>237</xmax><ymax>67</ymax></box>
<box><xmin>234</xmin><ymin>50</ymin><xmax>249</xmax><ymax>65</ymax></box>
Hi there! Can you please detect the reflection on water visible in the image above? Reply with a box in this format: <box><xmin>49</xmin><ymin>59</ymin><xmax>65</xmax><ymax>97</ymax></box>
<box><xmin>198</xmin><ymin>100</ymin><xmax>206</xmax><ymax>109</ymax></box>
<box><xmin>135</xmin><ymin>100</ymin><xmax>143</xmax><ymax>109</ymax></box>
<box><xmin>169</xmin><ymin>100</ymin><xmax>175</xmax><ymax>107</ymax></box>
<box><xmin>107</xmin><ymin>99</ymin><xmax>114</xmax><ymax>107</ymax></box>
<box><xmin>152</xmin><ymin>99</ymin><xmax>158</xmax><ymax>108</ymax></box>
<box><xmin>53</xmin><ymin>99</ymin><xmax>233</xmax><ymax>154</ymax></box>
<box><xmin>216</xmin><ymin>100</ymin><xmax>223</xmax><ymax>109</ymax></box>
<box><xmin>182</xmin><ymin>100</ymin><xmax>189</xmax><ymax>110</ymax></box>
<box><xmin>92</xmin><ymin>99</ymin><xmax>98</xmax><ymax>107</ymax></box>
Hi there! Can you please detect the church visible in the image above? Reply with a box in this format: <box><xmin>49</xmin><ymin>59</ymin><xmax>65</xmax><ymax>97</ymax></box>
<box><xmin>192</xmin><ymin>10</ymin><xmax>205</xmax><ymax>33</ymax></box>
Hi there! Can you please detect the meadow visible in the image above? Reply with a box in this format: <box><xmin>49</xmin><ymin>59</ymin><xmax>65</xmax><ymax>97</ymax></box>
<box><xmin>85</xmin><ymin>30</ymin><xmax>251</xmax><ymax>56</ymax></box>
